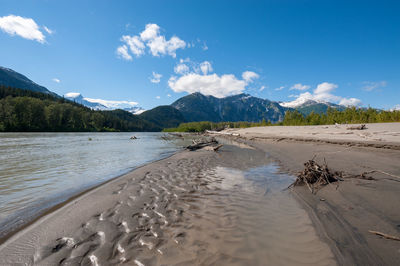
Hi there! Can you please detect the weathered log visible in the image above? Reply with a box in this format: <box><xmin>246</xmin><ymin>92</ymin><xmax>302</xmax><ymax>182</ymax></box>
<box><xmin>347</xmin><ymin>124</ymin><xmax>367</xmax><ymax>130</ymax></box>
<box><xmin>186</xmin><ymin>137</ymin><xmax>218</xmax><ymax>151</ymax></box>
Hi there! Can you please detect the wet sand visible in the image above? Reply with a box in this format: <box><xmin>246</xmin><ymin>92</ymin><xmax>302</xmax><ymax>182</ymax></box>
<box><xmin>0</xmin><ymin>144</ymin><xmax>336</xmax><ymax>266</ymax></box>
<box><xmin>218</xmin><ymin>124</ymin><xmax>400</xmax><ymax>265</ymax></box>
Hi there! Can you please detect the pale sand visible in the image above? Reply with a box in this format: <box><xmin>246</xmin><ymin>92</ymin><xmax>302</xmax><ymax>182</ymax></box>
<box><xmin>222</xmin><ymin>122</ymin><xmax>400</xmax><ymax>149</ymax></box>
<box><xmin>216</xmin><ymin>123</ymin><xmax>400</xmax><ymax>265</ymax></box>
<box><xmin>0</xmin><ymin>144</ymin><xmax>336</xmax><ymax>266</ymax></box>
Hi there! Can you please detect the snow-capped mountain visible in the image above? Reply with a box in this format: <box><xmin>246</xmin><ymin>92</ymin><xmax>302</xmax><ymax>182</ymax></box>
<box><xmin>64</xmin><ymin>92</ymin><xmax>145</xmax><ymax>114</ymax></box>
<box><xmin>279</xmin><ymin>99</ymin><xmax>345</xmax><ymax>115</ymax></box>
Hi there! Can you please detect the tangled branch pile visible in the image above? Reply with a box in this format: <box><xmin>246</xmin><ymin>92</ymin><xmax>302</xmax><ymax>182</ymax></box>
<box><xmin>289</xmin><ymin>159</ymin><xmax>342</xmax><ymax>193</ymax></box>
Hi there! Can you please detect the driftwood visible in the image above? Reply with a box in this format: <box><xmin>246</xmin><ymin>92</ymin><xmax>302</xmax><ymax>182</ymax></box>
<box><xmin>368</xmin><ymin>230</ymin><xmax>400</xmax><ymax>241</ymax></box>
<box><xmin>186</xmin><ymin>137</ymin><xmax>219</xmax><ymax>151</ymax></box>
<box><xmin>347</xmin><ymin>124</ymin><xmax>367</xmax><ymax>130</ymax></box>
<box><xmin>289</xmin><ymin>158</ymin><xmax>342</xmax><ymax>193</ymax></box>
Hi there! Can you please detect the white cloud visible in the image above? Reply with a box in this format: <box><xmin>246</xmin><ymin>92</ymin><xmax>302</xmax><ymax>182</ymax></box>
<box><xmin>339</xmin><ymin>98</ymin><xmax>362</xmax><ymax>107</ymax></box>
<box><xmin>116</xmin><ymin>45</ymin><xmax>132</xmax><ymax>61</ymax></box>
<box><xmin>156</xmin><ymin>96</ymin><xmax>161</xmax><ymax>99</ymax></box>
<box><xmin>120</xmin><ymin>35</ymin><xmax>145</xmax><ymax>57</ymax></box>
<box><xmin>281</xmin><ymin>82</ymin><xmax>362</xmax><ymax>107</ymax></box>
<box><xmin>140</xmin><ymin>23</ymin><xmax>160</xmax><ymax>41</ymax></box>
<box><xmin>242</xmin><ymin>71</ymin><xmax>259</xmax><ymax>83</ymax></box>
<box><xmin>149</xmin><ymin>71</ymin><xmax>162</xmax><ymax>83</ymax></box>
<box><xmin>0</xmin><ymin>15</ymin><xmax>47</xmax><ymax>43</ymax></box>
<box><xmin>117</xmin><ymin>23</ymin><xmax>186</xmax><ymax>60</ymax></box>
<box><xmin>290</xmin><ymin>83</ymin><xmax>310</xmax><ymax>91</ymax></box>
<box><xmin>362</xmin><ymin>81</ymin><xmax>387</xmax><ymax>91</ymax></box>
<box><xmin>259</xmin><ymin>86</ymin><xmax>266</xmax><ymax>92</ymax></box>
<box><xmin>275</xmin><ymin>86</ymin><xmax>285</xmax><ymax>91</ymax></box>
<box><xmin>199</xmin><ymin>61</ymin><xmax>213</xmax><ymax>75</ymax></box>
<box><xmin>174</xmin><ymin>63</ymin><xmax>190</xmax><ymax>75</ymax></box>
<box><xmin>52</xmin><ymin>78</ymin><xmax>60</xmax><ymax>83</ymax></box>
<box><xmin>43</xmin><ymin>26</ymin><xmax>53</xmax><ymax>35</ymax></box>
<box><xmin>168</xmin><ymin>73</ymin><xmax>247</xmax><ymax>98</ymax></box>
<box><xmin>167</xmin><ymin>94</ymin><xmax>171</xmax><ymax>97</ymax></box>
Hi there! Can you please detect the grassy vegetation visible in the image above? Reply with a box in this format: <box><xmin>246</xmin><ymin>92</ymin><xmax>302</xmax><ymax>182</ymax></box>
<box><xmin>163</xmin><ymin>119</ymin><xmax>271</xmax><ymax>132</ymax></box>
<box><xmin>163</xmin><ymin>107</ymin><xmax>400</xmax><ymax>132</ymax></box>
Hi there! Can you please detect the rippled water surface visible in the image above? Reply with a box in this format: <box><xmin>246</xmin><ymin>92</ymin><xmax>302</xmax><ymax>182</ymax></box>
<box><xmin>0</xmin><ymin>132</ymin><xmax>187</xmax><ymax>236</ymax></box>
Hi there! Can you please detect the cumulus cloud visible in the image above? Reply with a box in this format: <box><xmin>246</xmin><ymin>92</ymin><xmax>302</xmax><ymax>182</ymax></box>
<box><xmin>169</xmin><ymin>59</ymin><xmax>259</xmax><ymax>98</ymax></box>
<box><xmin>149</xmin><ymin>71</ymin><xmax>162</xmax><ymax>83</ymax></box>
<box><xmin>199</xmin><ymin>61</ymin><xmax>213</xmax><ymax>75</ymax></box>
<box><xmin>168</xmin><ymin>73</ymin><xmax>247</xmax><ymax>98</ymax></box>
<box><xmin>156</xmin><ymin>96</ymin><xmax>161</xmax><ymax>99</ymax></box>
<box><xmin>52</xmin><ymin>78</ymin><xmax>60</xmax><ymax>83</ymax></box>
<box><xmin>116</xmin><ymin>45</ymin><xmax>132</xmax><ymax>61</ymax></box>
<box><xmin>281</xmin><ymin>82</ymin><xmax>362</xmax><ymax>107</ymax></box>
<box><xmin>116</xmin><ymin>23</ymin><xmax>186</xmax><ymax>60</ymax></box>
<box><xmin>290</xmin><ymin>83</ymin><xmax>310</xmax><ymax>91</ymax></box>
<box><xmin>362</xmin><ymin>81</ymin><xmax>387</xmax><ymax>91</ymax></box>
<box><xmin>275</xmin><ymin>86</ymin><xmax>285</xmax><ymax>91</ymax></box>
<box><xmin>0</xmin><ymin>15</ymin><xmax>50</xmax><ymax>43</ymax></box>
<box><xmin>242</xmin><ymin>71</ymin><xmax>259</xmax><ymax>83</ymax></box>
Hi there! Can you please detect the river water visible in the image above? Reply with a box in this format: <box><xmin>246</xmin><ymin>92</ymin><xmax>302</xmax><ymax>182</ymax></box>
<box><xmin>0</xmin><ymin>132</ymin><xmax>187</xmax><ymax>237</ymax></box>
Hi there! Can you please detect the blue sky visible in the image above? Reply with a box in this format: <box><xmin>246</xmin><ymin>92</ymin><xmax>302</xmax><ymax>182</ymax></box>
<box><xmin>0</xmin><ymin>0</ymin><xmax>399</xmax><ymax>110</ymax></box>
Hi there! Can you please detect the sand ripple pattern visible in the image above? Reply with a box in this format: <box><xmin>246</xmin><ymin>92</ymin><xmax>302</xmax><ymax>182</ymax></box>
<box><xmin>10</xmin><ymin>149</ymin><xmax>335</xmax><ymax>266</ymax></box>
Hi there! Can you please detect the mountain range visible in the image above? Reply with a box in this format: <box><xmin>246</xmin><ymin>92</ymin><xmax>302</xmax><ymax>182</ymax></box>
<box><xmin>0</xmin><ymin>66</ymin><xmax>349</xmax><ymax>129</ymax></box>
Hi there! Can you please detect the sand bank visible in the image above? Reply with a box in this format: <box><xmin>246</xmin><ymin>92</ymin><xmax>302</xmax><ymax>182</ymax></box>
<box><xmin>0</xmin><ymin>144</ymin><xmax>336</xmax><ymax>265</ymax></box>
<box><xmin>222</xmin><ymin>122</ymin><xmax>400</xmax><ymax>149</ymax></box>
<box><xmin>217</xmin><ymin>123</ymin><xmax>400</xmax><ymax>265</ymax></box>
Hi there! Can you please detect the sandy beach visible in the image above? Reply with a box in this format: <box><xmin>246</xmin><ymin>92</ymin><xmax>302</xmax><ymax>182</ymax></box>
<box><xmin>0</xmin><ymin>123</ymin><xmax>399</xmax><ymax>265</ymax></box>
<box><xmin>218</xmin><ymin>123</ymin><xmax>400</xmax><ymax>265</ymax></box>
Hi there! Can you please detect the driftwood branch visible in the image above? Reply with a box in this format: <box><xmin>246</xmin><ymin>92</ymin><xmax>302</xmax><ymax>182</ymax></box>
<box><xmin>368</xmin><ymin>230</ymin><xmax>400</xmax><ymax>241</ymax></box>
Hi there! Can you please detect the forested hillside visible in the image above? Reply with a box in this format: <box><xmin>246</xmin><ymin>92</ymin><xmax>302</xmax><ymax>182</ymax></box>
<box><xmin>0</xmin><ymin>86</ymin><xmax>158</xmax><ymax>132</ymax></box>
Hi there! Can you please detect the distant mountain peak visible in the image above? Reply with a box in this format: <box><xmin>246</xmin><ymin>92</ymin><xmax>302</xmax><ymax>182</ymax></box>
<box><xmin>171</xmin><ymin>92</ymin><xmax>288</xmax><ymax>123</ymax></box>
<box><xmin>64</xmin><ymin>92</ymin><xmax>145</xmax><ymax>114</ymax></box>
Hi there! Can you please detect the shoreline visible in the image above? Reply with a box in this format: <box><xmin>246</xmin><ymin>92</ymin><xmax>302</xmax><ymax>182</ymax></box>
<box><xmin>0</xmin><ymin>148</ymin><xmax>183</xmax><ymax>246</ymax></box>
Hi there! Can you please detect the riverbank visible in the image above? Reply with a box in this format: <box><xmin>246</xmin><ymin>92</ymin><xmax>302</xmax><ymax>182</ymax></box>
<box><xmin>217</xmin><ymin>123</ymin><xmax>400</xmax><ymax>265</ymax></box>
<box><xmin>0</xmin><ymin>143</ymin><xmax>336</xmax><ymax>265</ymax></box>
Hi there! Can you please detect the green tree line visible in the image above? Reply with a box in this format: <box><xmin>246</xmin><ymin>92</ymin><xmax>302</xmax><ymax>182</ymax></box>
<box><xmin>164</xmin><ymin>108</ymin><xmax>400</xmax><ymax>132</ymax></box>
<box><xmin>0</xmin><ymin>86</ymin><xmax>158</xmax><ymax>132</ymax></box>
<box><xmin>163</xmin><ymin>119</ymin><xmax>271</xmax><ymax>132</ymax></box>
<box><xmin>282</xmin><ymin>108</ymin><xmax>400</xmax><ymax>126</ymax></box>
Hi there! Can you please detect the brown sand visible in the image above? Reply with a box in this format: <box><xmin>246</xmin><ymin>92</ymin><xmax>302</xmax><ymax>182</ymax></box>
<box><xmin>0</xmin><ymin>144</ymin><xmax>336</xmax><ymax>266</ymax></box>
<box><xmin>217</xmin><ymin>124</ymin><xmax>400</xmax><ymax>265</ymax></box>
